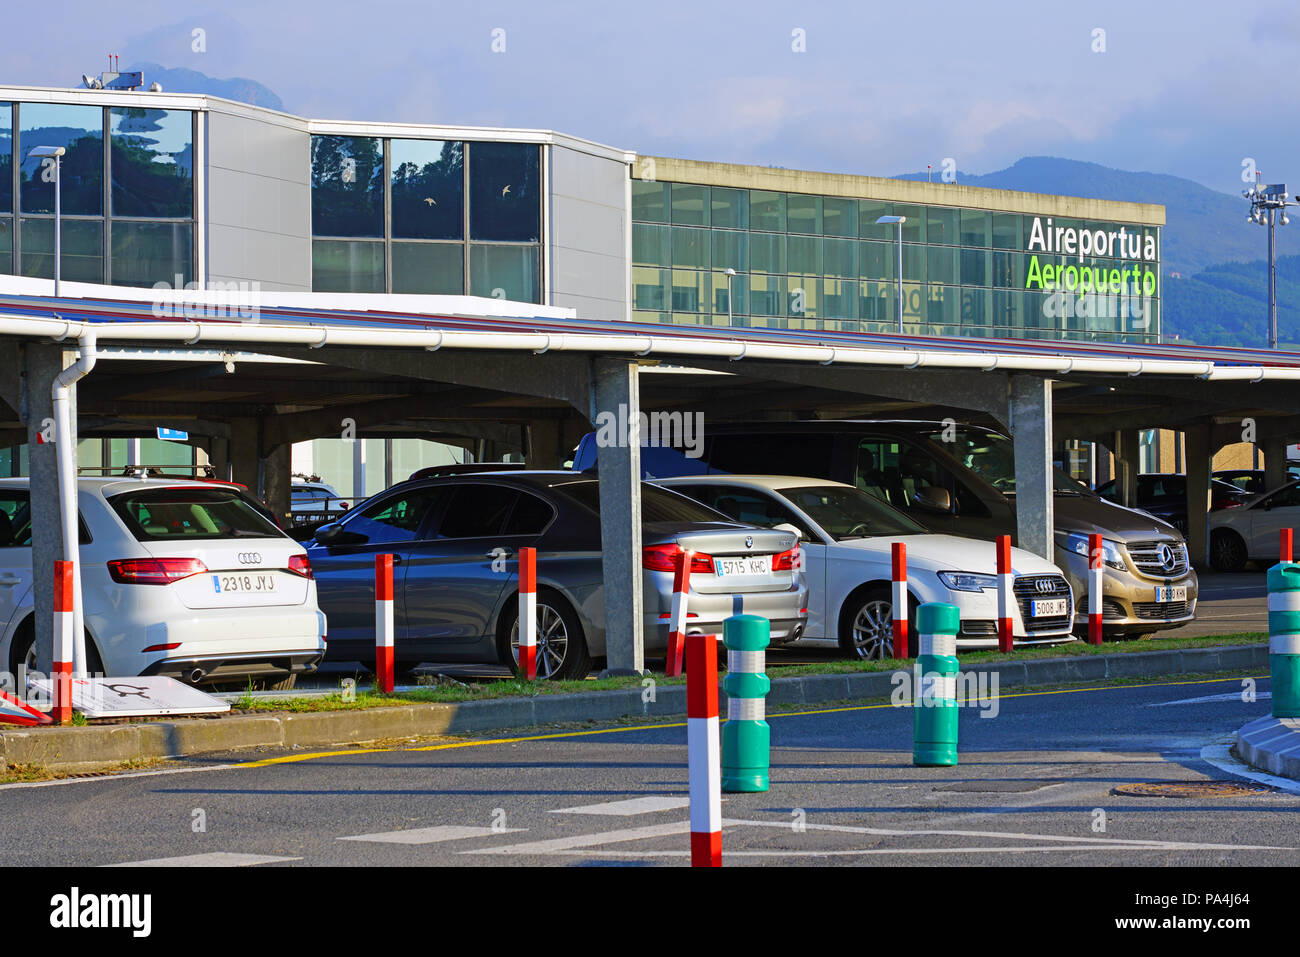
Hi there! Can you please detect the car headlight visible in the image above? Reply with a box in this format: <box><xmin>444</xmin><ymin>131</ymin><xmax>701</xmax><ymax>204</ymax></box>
<box><xmin>1057</xmin><ymin>532</ymin><xmax>1126</xmax><ymax>571</ymax></box>
<box><xmin>936</xmin><ymin>571</ymin><xmax>998</xmax><ymax>593</ymax></box>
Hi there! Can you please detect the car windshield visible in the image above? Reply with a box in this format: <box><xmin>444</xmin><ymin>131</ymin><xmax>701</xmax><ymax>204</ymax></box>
<box><xmin>554</xmin><ymin>479</ymin><xmax>737</xmax><ymax>525</ymax></box>
<box><xmin>111</xmin><ymin>487</ymin><xmax>284</xmax><ymax>541</ymax></box>
<box><xmin>916</xmin><ymin>426</ymin><xmax>1087</xmax><ymax>495</ymax></box>
<box><xmin>783</xmin><ymin>485</ymin><xmax>924</xmax><ymax>540</ymax></box>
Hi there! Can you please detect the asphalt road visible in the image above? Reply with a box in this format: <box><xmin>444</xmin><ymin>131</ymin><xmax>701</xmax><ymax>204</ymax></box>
<box><xmin>2</xmin><ymin>670</ymin><xmax>1294</xmax><ymax>867</ymax></box>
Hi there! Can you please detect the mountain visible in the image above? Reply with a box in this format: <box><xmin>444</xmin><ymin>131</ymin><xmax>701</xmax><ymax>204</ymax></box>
<box><xmin>897</xmin><ymin>158</ymin><xmax>1295</xmax><ymax>347</ymax></box>
<box><xmin>125</xmin><ymin>62</ymin><xmax>284</xmax><ymax>112</ymax></box>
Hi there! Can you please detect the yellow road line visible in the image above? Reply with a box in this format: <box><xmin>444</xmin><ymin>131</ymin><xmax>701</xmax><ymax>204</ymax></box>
<box><xmin>233</xmin><ymin>673</ymin><xmax>1265</xmax><ymax>769</ymax></box>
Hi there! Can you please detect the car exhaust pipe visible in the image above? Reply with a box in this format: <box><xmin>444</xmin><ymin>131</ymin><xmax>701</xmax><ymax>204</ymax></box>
<box><xmin>188</xmin><ymin>668</ymin><xmax>204</xmax><ymax>683</ymax></box>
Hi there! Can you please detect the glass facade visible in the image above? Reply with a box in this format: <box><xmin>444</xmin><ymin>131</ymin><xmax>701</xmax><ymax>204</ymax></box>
<box><xmin>0</xmin><ymin>101</ymin><xmax>195</xmax><ymax>287</ymax></box>
<box><xmin>311</xmin><ymin>136</ymin><xmax>542</xmax><ymax>301</ymax></box>
<box><xmin>632</xmin><ymin>179</ymin><xmax>1161</xmax><ymax>342</ymax></box>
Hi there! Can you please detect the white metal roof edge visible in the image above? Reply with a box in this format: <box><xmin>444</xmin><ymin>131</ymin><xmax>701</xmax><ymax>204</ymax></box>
<box><xmin>3</xmin><ymin>312</ymin><xmax>1298</xmax><ymax>382</ymax></box>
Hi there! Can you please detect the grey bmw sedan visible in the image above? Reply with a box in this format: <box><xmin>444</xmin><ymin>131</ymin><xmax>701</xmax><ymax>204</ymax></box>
<box><xmin>308</xmin><ymin>472</ymin><xmax>808</xmax><ymax>679</ymax></box>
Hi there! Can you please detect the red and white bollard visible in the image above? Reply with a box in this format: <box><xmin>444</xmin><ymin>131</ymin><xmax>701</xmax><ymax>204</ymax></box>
<box><xmin>1282</xmin><ymin>528</ymin><xmax>1294</xmax><ymax>564</ymax></box>
<box><xmin>891</xmin><ymin>542</ymin><xmax>909</xmax><ymax>658</ymax></box>
<box><xmin>518</xmin><ymin>546</ymin><xmax>537</xmax><ymax>680</ymax></box>
<box><xmin>1088</xmin><ymin>532</ymin><xmax>1104</xmax><ymax>645</ymax></box>
<box><xmin>375</xmin><ymin>553</ymin><xmax>395</xmax><ymax>693</ymax></box>
<box><xmin>53</xmin><ymin>560</ymin><xmax>73</xmax><ymax>724</ymax></box>
<box><xmin>665</xmin><ymin>549</ymin><xmax>693</xmax><ymax>677</ymax></box>
<box><xmin>996</xmin><ymin>535</ymin><xmax>1014</xmax><ymax>653</ymax></box>
<box><xmin>686</xmin><ymin>632</ymin><xmax>722</xmax><ymax>867</ymax></box>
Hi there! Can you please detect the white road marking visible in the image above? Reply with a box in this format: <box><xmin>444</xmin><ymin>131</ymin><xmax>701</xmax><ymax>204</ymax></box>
<box><xmin>722</xmin><ymin>816</ymin><xmax>1289</xmax><ymax>852</ymax></box>
<box><xmin>1200</xmin><ymin>738</ymin><xmax>1300</xmax><ymax>796</ymax></box>
<box><xmin>104</xmin><ymin>852</ymin><xmax>298</xmax><ymax>867</ymax></box>
<box><xmin>539</xmin><ymin>844</ymin><xmax>1281</xmax><ymax>859</ymax></box>
<box><xmin>1148</xmin><ymin>692</ymin><xmax>1270</xmax><ymax>707</ymax></box>
<box><xmin>550</xmin><ymin>796</ymin><xmax>690</xmax><ymax>816</ymax></box>
<box><xmin>339</xmin><ymin>825</ymin><xmax>525</xmax><ymax>844</ymax></box>
<box><xmin>466</xmin><ymin>821</ymin><xmax>689</xmax><ymax>855</ymax></box>
<box><xmin>0</xmin><ymin>762</ymin><xmax>239</xmax><ymax>790</ymax></box>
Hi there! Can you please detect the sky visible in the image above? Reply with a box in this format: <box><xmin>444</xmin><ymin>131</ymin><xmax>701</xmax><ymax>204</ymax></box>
<box><xmin>2</xmin><ymin>0</ymin><xmax>1295</xmax><ymax>196</ymax></box>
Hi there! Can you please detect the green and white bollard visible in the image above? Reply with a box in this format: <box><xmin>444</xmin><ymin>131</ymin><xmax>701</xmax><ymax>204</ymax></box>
<box><xmin>1268</xmin><ymin>562</ymin><xmax>1300</xmax><ymax>718</ymax></box>
<box><xmin>913</xmin><ymin>602</ymin><xmax>960</xmax><ymax>767</ymax></box>
<box><xmin>721</xmin><ymin>614</ymin><xmax>771</xmax><ymax>792</ymax></box>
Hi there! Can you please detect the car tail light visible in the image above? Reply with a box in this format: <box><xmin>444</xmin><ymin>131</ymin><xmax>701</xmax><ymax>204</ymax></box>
<box><xmin>642</xmin><ymin>544</ymin><xmax>713</xmax><ymax>573</ymax></box>
<box><xmin>141</xmin><ymin>642</ymin><xmax>181</xmax><ymax>653</ymax></box>
<box><xmin>287</xmin><ymin>554</ymin><xmax>314</xmax><ymax>579</ymax></box>
<box><xmin>108</xmin><ymin>557</ymin><xmax>208</xmax><ymax>585</ymax></box>
<box><xmin>772</xmin><ymin>545</ymin><xmax>800</xmax><ymax>571</ymax></box>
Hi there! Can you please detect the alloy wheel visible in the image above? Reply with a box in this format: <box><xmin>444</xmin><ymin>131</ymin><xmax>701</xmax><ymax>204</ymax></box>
<box><xmin>851</xmin><ymin>599</ymin><xmax>895</xmax><ymax>660</ymax></box>
<box><xmin>510</xmin><ymin>603</ymin><xmax>569</xmax><ymax>679</ymax></box>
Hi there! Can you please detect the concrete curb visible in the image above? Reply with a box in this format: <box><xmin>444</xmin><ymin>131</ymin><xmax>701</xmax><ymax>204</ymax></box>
<box><xmin>1235</xmin><ymin>715</ymin><xmax>1300</xmax><ymax>780</ymax></box>
<box><xmin>0</xmin><ymin>643</ymin><xmax>1269</xmax><ymax>772</ymax></box>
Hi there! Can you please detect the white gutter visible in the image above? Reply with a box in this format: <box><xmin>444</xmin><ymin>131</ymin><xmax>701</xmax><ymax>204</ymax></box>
<box><xmin>8</xmin><ymin>315</ymin><xmax>1300</xmax><ymax>381</ymax></box>
<box><xmin>51</xmin><ymin>330</ymin><xmax>97</xmax><ymax>677</ymax></box>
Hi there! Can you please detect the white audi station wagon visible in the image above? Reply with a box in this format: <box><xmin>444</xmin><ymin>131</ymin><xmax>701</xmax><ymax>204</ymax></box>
<box><xmin>0</xmin><ymin>477</ymin><xmax>326</xmax><ymax>689</ymax></box>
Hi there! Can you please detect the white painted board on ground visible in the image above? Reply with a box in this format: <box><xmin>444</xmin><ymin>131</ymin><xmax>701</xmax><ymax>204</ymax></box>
<box><xmin>29</xmin><ymin>676</ymin><xmax>230</xmax><ymax>718</ymax></box>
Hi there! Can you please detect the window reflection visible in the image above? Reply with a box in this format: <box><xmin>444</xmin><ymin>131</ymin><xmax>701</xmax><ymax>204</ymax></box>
<box><xmin>391</xmin><ymin>139</ymin><xmax>462</xmax><ymax>240</ymax></box>
<box><xmin>469</xmin><ymin>143</ymin><xmax>539</xmax><ymax>242</ymax></box>
<box><xmin>110</xmin><ymin>108</ymin><xmax>193</xmax><ymax>218</ymax></box>
<box><xmin>311</xmin><ymin>135</ymin><xmax>383</xmax><ymax>237</ymax></box>
<box><xmin>20</xmin><ymin>103</ymin><xmax>103</xmax><ymax>216</ymax></box>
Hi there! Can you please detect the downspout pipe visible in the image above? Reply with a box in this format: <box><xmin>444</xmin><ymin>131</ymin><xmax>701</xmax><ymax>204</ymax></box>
<box><xmin>51</xmin><ymin>330</ymin><xmax>97</xmax><ymax>677</ymax></box>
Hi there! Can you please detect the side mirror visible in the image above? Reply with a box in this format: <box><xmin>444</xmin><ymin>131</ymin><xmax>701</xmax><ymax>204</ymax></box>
<box><xmin>912</xmin><ymin>486</ymin><xmax>952</xmax><ymax>513</ymax></box>
<box><xmin>773</xmin><ymin>522</ymin><xmax>807</xmax><ymax>542</ymax></box>
<box><xmin>314</xmin><ymin>522</ymin><xmax>365</xmax><ymax>546</ymax></box>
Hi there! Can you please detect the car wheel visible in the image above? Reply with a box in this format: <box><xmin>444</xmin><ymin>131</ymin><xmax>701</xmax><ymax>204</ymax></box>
<box><xmin>1210</xmin><ymin>529</ymin><xmax>1248</xmax><ymax>572</ymax></box>
<box><xmin>502</xmin><ymin>590</ymin><xmax>591</xmax><ymax>680</ymax></box>
<box><xmin>839</xmin><ymin>586</ymin><xmax>912</xmax><ymax>660</ymax></box>
<box><xmin>11</xmin><ymin>625</ymin><xmax>104</xmax><ymax>676</ymax></box>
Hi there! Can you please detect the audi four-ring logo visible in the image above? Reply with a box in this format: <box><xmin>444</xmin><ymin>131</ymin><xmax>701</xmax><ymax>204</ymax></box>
<box><xmin>1034</xmin><ymin>578</ymin><xmax>1057</xmax><ymax>594</ymax></box>
<box><xmin>237</xmin><ymin>552</ymin><xmax>263</xmax><ymax>564</ymax></box>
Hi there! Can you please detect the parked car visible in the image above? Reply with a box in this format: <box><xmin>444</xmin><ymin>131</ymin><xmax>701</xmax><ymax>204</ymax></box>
<box><xmin>655</xmin><ymin>475</ymin><xmax>1075</xmax><ymax>658</ymax></box>
<box><xmin>292</xmin><ymin>481</ymin><xmax>349</xmax><ymax>521</ymax></box>
<box><xmin>574</xmin><ymin>419</ymin><xmax>1198</xmax><ymax>638</ymax></box>
<box><xmin>0</xmin><ymin>477</ymin><xmax>326</xmax><ymax>689</ymax></box>
<box><xmin>1209</xmin><ymin>478</ymin><xmax>1300</xmax><ymax>571</ymax></box>
<box><xmin>1215</xmin><ymin>468</ymin><xmax>1300</xmax><ymax>497</ymax></box>
<box><xmin>307</xmin><ymin>472</ymin><xmax>807</xmax><ymax>679</ymax></box>
<box><xmin>1095</xmin><ymin>473</ymin><xmax>1250</xmax><ymax>535</ymax></box>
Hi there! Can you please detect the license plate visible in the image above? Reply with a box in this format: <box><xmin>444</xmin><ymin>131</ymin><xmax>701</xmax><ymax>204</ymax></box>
<box><xmin>1029</xmin><ymin>598</ymin><xmax>1068</xmax><ymax>617</ymax></box>
<box><xmin>213</xmin><ymin>573</ymin><xmax>278</xmax><ymax>594</ymax></box>
<box><xmin>713</xmin><ymin>556</ymin><xmax>771</xmax><ymax>577</ymax></box>
<box><xmin>1154</xmin><ymin>586</ymin><xmax>1187</xmax><ymax>602</ymax></box>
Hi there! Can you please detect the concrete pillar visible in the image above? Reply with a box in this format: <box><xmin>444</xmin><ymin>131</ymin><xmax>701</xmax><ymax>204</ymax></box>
<box><xmin>591</xmin><ymin>358</ymin><xmax>644</xmax><ymax>675</ymax></box>
<box><xmin>1112</xmin><ymin>429</ymin><xmax>1140</xmax><ymax>507</ymax></box>
<box><xmin>230</xmin><ymin>417</ymin><xmax>290</xmax><ymax>521</ymax></box>
<box><xmin>1184</xmin><ymin>425</ymin><xmax>1212</xmax><ymax>567</ymax></box>
<box><xmin>526</xmin><ymin>419</ymin><xmax>564</xmax><ymax>469</ymax></box>
<box><xmin>1008</xmin><ymin>375</ymin><xmax>1055</xmax><ymax>561</ymax></box>
<box><xmin>1264</xmin><ymin>436</ymin><xmax>1289</xmax><ymax>491</ymax></box>
<box><xmin>24</xmin><ymin>344</ymin><xmax>76</xmax><ymax>673</ymax></box>
<box><xmin>263</xmin><ymin>445</ymin><xmax>292</xmax><ymax>526</ymax></box>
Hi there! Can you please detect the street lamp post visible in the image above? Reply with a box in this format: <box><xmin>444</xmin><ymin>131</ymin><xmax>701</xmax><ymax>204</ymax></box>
<box><xmin>875</xmin><ymin>215</ymin><xmax>907</xmax><ymax>334</ymax></box>
<box><xmin>1244</xmin><ymin>182</ymin><xmax>1295</xmax><ymax>350</ymax></box>
<box><xmin>724</xmin><ymin>267</ymin><xmax>737</xmax><ymax>326</ymax></box>
<box><xmin>27</xmin><ymin>146</ymin><xmax>66</xmax><ymax>298</ymax></box>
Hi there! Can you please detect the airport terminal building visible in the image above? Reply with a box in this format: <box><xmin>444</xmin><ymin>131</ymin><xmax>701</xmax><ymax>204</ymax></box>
<box><xmin>0</xmin><ymin>83</ymin><xmax>1164</xmax><ymax>343</ymax></box>
<box><xmin>0</xmin><ymin>83</ymin><xmax>1188</xmax><ymax>495</ymax></box>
